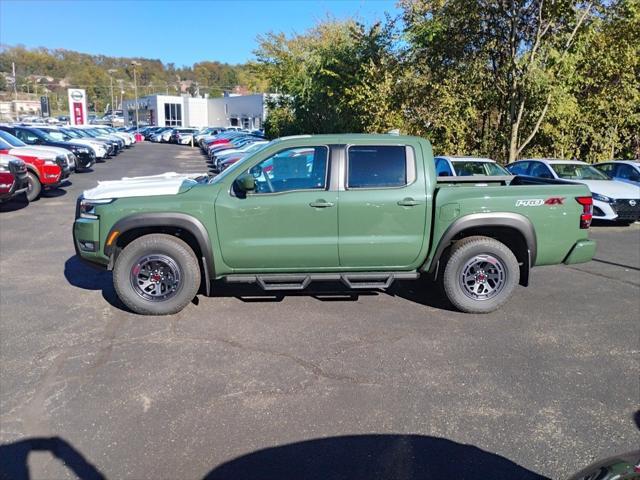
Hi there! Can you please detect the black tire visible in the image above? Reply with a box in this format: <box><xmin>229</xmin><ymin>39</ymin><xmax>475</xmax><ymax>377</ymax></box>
<box><xmin>441</xmin><ymin>236</ymin><xmax>519</xmax><ymax>314</ymax></box>
<box><xmin>25</xmin><ymin>171</ymin><xmax>42</xmax><ymax>202</ymax></box>
<box><xmin>113</xmin><ymin>234</ymin><xmax>201</xmax><ymax>315</ymax></box>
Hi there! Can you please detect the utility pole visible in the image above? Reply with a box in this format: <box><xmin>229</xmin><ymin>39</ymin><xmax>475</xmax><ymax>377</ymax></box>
<box><xmin>131</xmin><ymin>61</ymin><xmax>141</xmax><ymax>131</ymax></box>
<box><xmin>12</xmin><ymin>62</ymin><xmax>18</xmax><ymax>100</ymax></box>
<box><xmin>107</xmin><ymin>69</ymin><xmax>117</xmax><ymax>115</ymax></box>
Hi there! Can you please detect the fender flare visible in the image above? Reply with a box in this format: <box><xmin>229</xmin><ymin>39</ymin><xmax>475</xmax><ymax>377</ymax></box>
<box><xmin>426</xmin><ymin>212</ymin><xmax>537</xmax><ymax>284</ymax></box>
<box><xmin>104</xmin><ymin>212</ymin><xmax>214</xmax><ymax>295</ymax></box>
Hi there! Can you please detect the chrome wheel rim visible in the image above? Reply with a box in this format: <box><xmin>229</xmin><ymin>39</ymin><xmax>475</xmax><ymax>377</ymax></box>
<box><xmin>130</xmin><ymin>254</ymin><xmax>181</xmax><ymax>302</ymax></box>
<box><xmin>459</xmin><ymin>254</ymin><xmax>506</xmax><ymax>301</ymax></box>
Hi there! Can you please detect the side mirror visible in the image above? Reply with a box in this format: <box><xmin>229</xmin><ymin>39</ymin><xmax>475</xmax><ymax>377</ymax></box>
<box><xmin>249</xmin><ymin>165</ymin><xmax>262</xmax><ymax>178</ymax></box>
<box><xmin>234</xmin><ymin>173</ymin><xmax>256</xmax><ymax>193</ymax></box>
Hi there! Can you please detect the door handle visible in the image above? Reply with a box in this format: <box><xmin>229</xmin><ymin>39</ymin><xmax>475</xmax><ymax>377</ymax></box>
<box><xmin>397</xmin><ymin>198</ymin><xmax>421</xmax><ymax>207</ymax></box>
<box><xmin>309</xmin><ymin>200</ymin><xmax>335</xmax><ymax>208</ymax></box>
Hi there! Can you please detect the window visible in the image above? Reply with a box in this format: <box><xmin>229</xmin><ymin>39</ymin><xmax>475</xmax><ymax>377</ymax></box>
<box><xmin>529</xmin><ymin>162</ymin><xmax>554</xmax><ymax>179</ymax></box>
<box><xmin>550</xmin><ymin>163</ymin><xmax>609</xmax><ymax>180</ymax></box>
<box><xmin>595</xmin><ymin>163</ymin><xmax>614</xmax><ymax>177</ymax></box>
<box><xmin>452</xmin><ymin>161</ymin><xmax>509</xmax><ymax>176</ymax></box>
<box><xmin>435</xmin><ymin>158</ymin><xmax>453</xmax><ymax>176</ymax></box>
<box><xmin>617</xmin><ymin>165</ymin><xmax>640</xmax><ymax>182</ymax></box>
<box><xmin>247</xmin><ymin>146</ymin><xmax>328</xmax><ymax>194</ymax></box>
<box><xmin>506</xmin><ymin>162</ymin><xmax>530</xmax><ymax>175</ymax></box>
<box><xmin>347</xmin><ymin>145</ymin><xmax>409</xmax><ymax>188</ymax></box>
<box><xmin>164</xmin><ymin>103</ymin><xmax>182</xmax><ymax>126</ymax></box>
<box><xmin>15</xmin><ymin>129</ymin><xmax>39</xmax><ymax>144</ymax></box>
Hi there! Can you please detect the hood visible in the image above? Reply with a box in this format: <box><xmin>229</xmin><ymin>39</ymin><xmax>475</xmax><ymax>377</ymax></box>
<box><xmin>7</xmin><ymin>146</ymin><xmax>58</xmax><ymax>160</ymax></box>
<box><xmin>83</xmin><ymin>172</ymin><xmax>208</xmax><ymax>200</ymax></box>
<box><xmin>575</xmin><ymin>179</ymin><xmax>640</xmax><ymax>199</ymax></box>
<box><xmin>15</xmin><ymin>145</ymin><xmax>72</xmax><ymax>157</ymax></box>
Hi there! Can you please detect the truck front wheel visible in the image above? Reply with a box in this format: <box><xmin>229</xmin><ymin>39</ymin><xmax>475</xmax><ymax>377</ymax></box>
<box><xmin>441</xmin><ymin>236</ymin><xmax>519</xmax><ymax>314</ymax></box>
<box><xmin>113</xmin><ymin>234</ymin><xmax>201</xmax><ymax>315</ymax></box>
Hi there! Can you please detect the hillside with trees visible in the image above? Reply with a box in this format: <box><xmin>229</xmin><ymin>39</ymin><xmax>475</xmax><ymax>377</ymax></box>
<box><xmin>0</xmin><ymin>46</ymin><xmax>262</xmax><ymax>114</ymax></box>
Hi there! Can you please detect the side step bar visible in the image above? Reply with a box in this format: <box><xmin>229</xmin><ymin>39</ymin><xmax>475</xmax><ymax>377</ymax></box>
<box><xmin>223</xmin><ymin>272</ymin><xmax>419</xmax><ymax>291</ymax></box>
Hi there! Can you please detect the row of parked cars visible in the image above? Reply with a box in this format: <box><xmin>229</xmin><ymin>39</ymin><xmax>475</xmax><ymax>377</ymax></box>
<box><xmin>0</xmin><ymin>124</ymin><xmax>137</xmax><ymax>204</ymax></box>
<box><xmin>435</xmin><ymin>155</ymin><xmax>640</xmax><ymax>224</ymax></box>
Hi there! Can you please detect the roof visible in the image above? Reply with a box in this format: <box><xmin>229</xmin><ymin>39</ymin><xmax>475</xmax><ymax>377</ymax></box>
<box><xmin>597</xmin><ymin>160</ymin><xmax>640</xmax><ymax>167</ymax></box>
<box><xmin>519</xmin><ymin>158</ymin><xmax>588</xmax><ymax>165</ymax></box>
<box><xmin>275</xmin><ymin>133</ymin><xmax>428</xmax><ymax>144</ymax></box>
<box><xmin>436</xmin><ymin>156</ymin><xmax>496</xmax><ymax>163</ymax></box>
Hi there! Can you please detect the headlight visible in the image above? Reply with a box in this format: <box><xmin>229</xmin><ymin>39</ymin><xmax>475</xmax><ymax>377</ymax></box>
<box><xmin>79</xmin><ymin>198</ymin><xmax>115</xmax><ymax>219</ymax></box>
<box><xmin>592</xmin><ymin>193</ymin><xmax>612</xmax><ymax>203</ymax></box>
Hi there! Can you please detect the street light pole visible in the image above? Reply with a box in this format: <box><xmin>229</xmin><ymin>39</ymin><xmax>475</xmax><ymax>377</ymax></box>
<box><xmin>107</xmin><ymin>69</ymin><xmax>117</xmax><ymax>117</ymax></box>
<box><xmin>131</xmin><ymin>61</ymin><xmax>141</xmax><ymax>132</ymax></box>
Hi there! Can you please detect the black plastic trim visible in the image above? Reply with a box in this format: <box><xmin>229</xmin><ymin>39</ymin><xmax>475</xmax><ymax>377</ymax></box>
<box><xmin>426</xmin><ymin>212</ymin><xmax>537</xmax><ymax>273</ymax></box>
<box><xmin>104</xmin><ymin>213</ymin><xmax>214</xmax><ymax>295</ymax></box>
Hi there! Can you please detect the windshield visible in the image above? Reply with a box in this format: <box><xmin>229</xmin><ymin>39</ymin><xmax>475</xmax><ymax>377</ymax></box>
<box><xmin>452</xmin><ymin>161</ymin><xmax>509</xmax><ymax>176</ymax></box>
<box><xmin>61</xmin><ymin>129</ymin><xmax>80</xmax><ymax>138</ymax></box>
<box><xmin>210</xmin><ymin>141</ymin><xmax>273</xmax><ymax>184</ymax></box>
<box><xmin>44</xmin><ymin>130</ymin><xmax>68</xmax><ymax>141</ymax></box>
<box><xmin>550</xmin><ymin>163</ymin><xmax>609</xmax><ymax>180</ymax></box>
<box><xmin>0</xmin><ymin>130</ymin><xmax>26</xmax><ymax>147</ymax></box>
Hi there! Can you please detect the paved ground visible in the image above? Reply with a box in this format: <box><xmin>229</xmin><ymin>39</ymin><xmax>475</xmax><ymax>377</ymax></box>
<box><xmin>1</xmin><ymin>142</ymin><xmax>638</xmax><ymax>480</ymax></box>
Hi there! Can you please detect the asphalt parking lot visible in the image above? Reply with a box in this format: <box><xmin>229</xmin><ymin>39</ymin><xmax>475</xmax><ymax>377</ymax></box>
<box><xmin>1</xmin><ymin>142</ymin><xmax>638</xmax><ymax>480</ymax></box>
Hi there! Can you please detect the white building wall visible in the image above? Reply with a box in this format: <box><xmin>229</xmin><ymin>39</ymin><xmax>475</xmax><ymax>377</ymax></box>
<box><xmin>184</xmin><ymin>97</ymin><xmax>208</xmax><ymax>128</ymax></box>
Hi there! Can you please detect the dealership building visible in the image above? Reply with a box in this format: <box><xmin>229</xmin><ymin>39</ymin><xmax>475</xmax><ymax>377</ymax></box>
<box><xmin>121</xmin><ymin>93</ymin><xmax>269</xmax><ymax>129</ymax></box>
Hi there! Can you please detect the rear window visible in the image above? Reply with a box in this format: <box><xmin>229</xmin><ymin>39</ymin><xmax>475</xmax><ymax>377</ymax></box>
<box><xmin>347</xmin><ymin>145</ymin><xmax>408</xmax><ymax>188</ymax></box>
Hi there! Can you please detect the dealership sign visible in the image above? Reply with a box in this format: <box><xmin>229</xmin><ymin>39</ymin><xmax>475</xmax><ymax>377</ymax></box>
<box><xmin>68</xmin><ymin>89</ymin><xmax>88</xmax><ymax>126</ymax></box>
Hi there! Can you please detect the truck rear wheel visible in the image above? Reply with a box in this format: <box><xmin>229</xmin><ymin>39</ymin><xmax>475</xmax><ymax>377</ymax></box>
<box><xmin>26</xmin><ymin>171</ymin><xmax>42</xmax><ymax>202</ymax></box>
<box><xmin>441</xmin><ymin>236</ymin><xmax>519</xmax><ymax>314</ymax></box>
<box><xmin>113</xmin><ymin>234</ymin><xmax>201</xmax><ymax>315</ymax></box>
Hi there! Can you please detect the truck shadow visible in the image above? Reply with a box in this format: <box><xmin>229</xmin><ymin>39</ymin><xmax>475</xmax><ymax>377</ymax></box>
<box><xmin>0</xmin><ymin>194</ymin><xmax>30</xmax><ymax>212</ymax></box>
<box><xmin>63</xmin><ymin>256</ymin><xmax>129</xmax><ymax>312</ymax></box>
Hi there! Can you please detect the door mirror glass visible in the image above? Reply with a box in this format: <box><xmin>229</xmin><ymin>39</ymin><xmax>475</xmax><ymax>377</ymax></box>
<box><xmin>249</xmin><ymin>165</ymin><xmax>262</xmax><ymax>178</ymax></box>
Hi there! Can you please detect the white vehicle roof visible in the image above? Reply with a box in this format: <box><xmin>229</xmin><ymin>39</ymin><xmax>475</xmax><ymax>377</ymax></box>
<box><xmin>520</xmin><ymin>158</ymin><xmax>587</xmax><ymax>165</ymax></box>
<box><xmin>436</xmin><ymin>156</ymin><xmax>497</xmax><ymax>163</ymax></box>
<box><xmin>596</xmin><ymin>160</ymin><xmax>640</xmax><ymax>167</ymax></box>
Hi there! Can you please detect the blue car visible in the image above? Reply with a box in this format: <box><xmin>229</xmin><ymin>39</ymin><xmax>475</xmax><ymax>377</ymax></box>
<box><xmin>594</xmin><ymin>161</ymin><xmax>640</xmax><ymax>187</ymax></box>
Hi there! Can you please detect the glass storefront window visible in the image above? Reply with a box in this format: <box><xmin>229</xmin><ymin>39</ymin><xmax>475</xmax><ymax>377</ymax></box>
<box><xmin>164</xmin><ymin>103</ymin><xmax>182</xmax><ymax>126</ymax></box>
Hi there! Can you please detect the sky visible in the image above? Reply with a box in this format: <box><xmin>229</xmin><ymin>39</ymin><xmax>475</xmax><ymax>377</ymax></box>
<box><xmin>0</xmin><ymin>0</ymin><xmax>400</xmax><ymax>66</ymax></box>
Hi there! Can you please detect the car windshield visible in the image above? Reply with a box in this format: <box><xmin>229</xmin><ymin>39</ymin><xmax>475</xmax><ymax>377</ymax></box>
<box><xmin>61</xmin><ymin>129</ymin><xmax>81</xmax><ymax>138</ymax></box>
<box><xmin>452</xmin><ymin>161</ymin><xmax>509</xmax><ymax>176</ymax></box>
<box><xmin>550</xmin><ymin>163</ymin><xmax>609</xmax><ymax>180</ymax></box>
<box><xmin>0</xmin><ymin>130</ymin><xmax>27</xmax><ymax>147</ymax></box>
<box><xmin>44</xmin><ymin>130</ymin><xmax>68</xmax><ymax>141</ymax></box>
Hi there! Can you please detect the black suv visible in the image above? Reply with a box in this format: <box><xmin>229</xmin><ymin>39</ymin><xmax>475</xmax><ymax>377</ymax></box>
<box><xmin>0</xmin><ymin>126</ymin><xmax>95</xmax><ymax>172</ymax></box>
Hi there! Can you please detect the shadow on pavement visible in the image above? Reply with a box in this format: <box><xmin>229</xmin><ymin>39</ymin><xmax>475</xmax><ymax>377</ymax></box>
<box><xmin>41</xmin><ymin>188</ymin><xmax>67</xmax><ymax>198</ymax></box>
<box><xmin>387</xmin><ymin>278</ymin><xmax>459</xmax><ymax>312</ymax></box>
<box><xmin>0</xmin><ymin>436</ymin><xmax>105</xmax><ymax>480</ymax></box>
<box><xmin>0</xmin><ymin>194</ymin><xmax>29</xmax><ymax>212</ymax></box>
<box><xmin>63</xmin><ymin>256</ymin><xmax>130</xmax><ymax>313</ymax></box>
<box><xmin>204</xmin><ymin>434</ymin><xmax>549</xmax><ymax>480</ymax></box>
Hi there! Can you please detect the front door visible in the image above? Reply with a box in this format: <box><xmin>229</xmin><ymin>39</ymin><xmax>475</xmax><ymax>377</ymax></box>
<box><xmin>338</xmin><ymin>144</ymin><xmax>428</xmax><ymax>268</ymax></box>
<box><xmin>215</xmin><ymin>145</ymin><xmax>339</xmax><ymax>270</ymax></box>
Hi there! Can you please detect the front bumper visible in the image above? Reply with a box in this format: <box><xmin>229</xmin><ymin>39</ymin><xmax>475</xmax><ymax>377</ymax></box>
<box><xmin>593</xmin><ymin>198</ymin><xmax>640</xmax><ymax>221</ymax></box>
<box><xmin>40</xmin><ymin>164</ymin><xmax>63</xmax><ymax>186</ymax></box>
<box><xmin>73</xmin><ymin>203</ymin><xmax>109</xmax><ymax>268</ymax></box>
<box><xmin>75</xmin><ymin>151</ymin><xmax>95</xmax><ymax>169</ymax></box>
<box><xmin>563</xmin><ymin>239</ymin><xmax>597</xmax><ymax>265</ymax></box>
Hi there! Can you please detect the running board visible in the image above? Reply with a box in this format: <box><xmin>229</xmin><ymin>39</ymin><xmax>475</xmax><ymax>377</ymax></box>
<box><xmin>223</xmin><ymin>272</ymin><xmax>419</xmax><ymax>291</ymax></box>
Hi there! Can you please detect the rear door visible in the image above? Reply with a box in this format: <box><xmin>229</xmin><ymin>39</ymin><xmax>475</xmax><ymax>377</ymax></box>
<box><xmin>337</xmin><ymin>144</ymin><xmax>428</xmax><ymax>268</ymax></box>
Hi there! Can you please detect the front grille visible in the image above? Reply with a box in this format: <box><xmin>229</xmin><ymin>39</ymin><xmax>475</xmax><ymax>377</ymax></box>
<box><xmin>612</xmin><ymin>199</ymin><xmax>640</xmax><ymax>220</ymax></box>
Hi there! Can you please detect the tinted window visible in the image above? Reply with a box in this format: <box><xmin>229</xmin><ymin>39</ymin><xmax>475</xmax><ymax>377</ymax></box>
<box><xmin>248</xmin><ymin>146</ymin><xmax>328</xmax><ymax>194</ymax></box>
<box><xmin>618</xmin><ymin>164</ymin><xmax>640</xmax><ymax>182</ymax></box>
<box><xmin>506</xmin><ymin>162</ymin><xmax>530</xmax><ymax>175</ymax></box>
<box><xmin>529</xmin><ymin>162</ymin><xmax>554</xmax><ymax>178</ymax></box>
<box><xmin>550</xmin><ymin>163</ymin><xmax>609</xmax><ymax>180</ymax></box>
<box><xmin>595</xmin><ymin>163</ymin><xmax>615</xmax><ymax>176</ymax></box>
<box><xmin>348</xmin><ymin>145</ymin><xmax>407</xmax><ymax>188</ymax></box>
<box><xmin>452</xmin><ymin>161</ymin><xmax>509</xmax><ymax>176</ymax></box>
<box><xmin>435</xmin><ymin>158</ymin><xmax>453</xmax><ymax>176</ymax></box>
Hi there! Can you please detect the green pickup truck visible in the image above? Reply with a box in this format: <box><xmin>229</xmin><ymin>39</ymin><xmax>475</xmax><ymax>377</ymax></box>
<box><xmin>73</xmin><ymin>134</ymin><xmax>596</xmax><ymax>315</ymax></box>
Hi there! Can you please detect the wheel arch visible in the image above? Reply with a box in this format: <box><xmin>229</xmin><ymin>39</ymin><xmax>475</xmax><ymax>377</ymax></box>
<box><xmin>104</xmin><ymin>213</ymin><xmax>214</xmax><ymax>295</ymax></box>
<box><xmin>425</xmin><ymin>212</ymin><xmax>537</xmax><ymax>286</ymax></box>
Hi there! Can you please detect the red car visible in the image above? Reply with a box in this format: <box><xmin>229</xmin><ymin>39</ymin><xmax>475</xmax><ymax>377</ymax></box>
<box><xmin>0</xmin><ymin>154</ymin><xmax>29</xmax><ymax>203</ymax></box>
<box><xmin>0</xmin><ymin>135</ymin><xmax>69</xmax><ymax>201</ymax></box>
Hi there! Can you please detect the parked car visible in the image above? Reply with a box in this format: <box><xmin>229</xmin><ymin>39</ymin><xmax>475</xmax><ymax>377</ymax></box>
<box><xmin>69</xmin><ymin>127</ymin><xmax>122</xmax><ymax>155</ymax></box>
<box><xmin>150</xmin><ymin>128</ymin><xmax>174</xmax><ymax>143</ymax></box>
<box><xmin>593</xmin><ymin>161</ymin><xmax>640</xmax><ymax>187</ymax></box>
<box><xmin>58</xmin><ymin>127</ymin><xmax>114</xmax><ymax>158</ymax></box>
<box><xmin>209</xmin><ymin>140</ymin><xmax>268</xmax><ymax>173</ymax></box>
<box><xmin>0</xmin><ymin>154</ymin><xmax>29</xmax><ymax>203</ymax></box>
<box><xmin>506</xmin><ymin>159</ymin><xmax>640</xmax><ymax>223</ymax></box>
<box><xmin>435</xmin><ymin>156</ymin><xmax>510</xmax><ymax>176</ymax></box>
<box><xmin>36</xmin><ymin>126</ymin><xmax>108</xmax><ymax>160</ymax></box>
<box><xmin>74</xmin><ymin>134</ymin><xmax>596</xmax><ymax>316</ymax></box>
<box><xmin>0</xmin><ymin>129</ymin><xmax>76</xmax><ymax>172</ymax></box>
<box><xmin>0</xmin><ymin>125</ymin><xmax>95</xmax><ymax>172</ymax></box>
<box><xmin>171</xmin><ymin>128</ymin><xmax>199</xmax><ymax>145</ymax></box>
